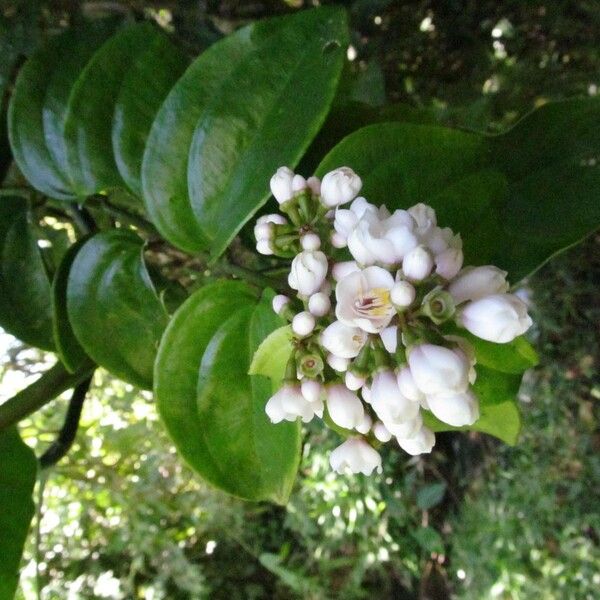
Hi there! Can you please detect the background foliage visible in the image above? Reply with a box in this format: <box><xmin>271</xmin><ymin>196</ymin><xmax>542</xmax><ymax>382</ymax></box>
<box><xmin>1</xmin><ymin>0</ymin><xmax>599</xmax><ymax>598</ymax></box>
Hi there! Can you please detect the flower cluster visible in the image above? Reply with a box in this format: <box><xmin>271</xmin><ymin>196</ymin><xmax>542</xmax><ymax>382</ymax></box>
<box><xmin>256</xmin><ymin>166</ymin><xmax>533</xmax><ymax>476</ymax></box>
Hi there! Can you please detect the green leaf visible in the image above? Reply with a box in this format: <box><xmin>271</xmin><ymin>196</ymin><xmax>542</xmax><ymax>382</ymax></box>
<box><xmin>66</xmin><ymin>230</ymin><xmax>168</xmax><ymax>389</ymax></box>
<box><xmin>0</xmin><ymin>197</ymin><xmax>54</xmax><ymax>350</ymax></box>
<box><xmin>63</xmin><ymin>23</ymin><xmax>155</xmax><ymax>196</ymax></box>
<box><xmin>155</xmin><ymin>283</ymin><xmax>301</xmax><ymax>503</ymax></box>
<box><xmin>248</xmin><ymin>325</ymin><xmax>293</xmax><ymax>387</ymax></box>
<box><xmin>316</xmin><ymin>99</ymin><xmax>600</xmax><ymax>281</ymax></box>
<box><xmin>111</xmin><ymin>29</ymin><xmax>189</xmax><ymax>196</ymax></box>
<box><xmin>0</xmin><ymin>427</ymin><xmax>37</xmax><ymax>600</ymax></box>
<box><xmin>412</xmin><ymin>526</ymin><xmax>444</xmax><ymax>554</ymax></box>
<box><xmin>187</xmin><ymin>7</ymin><xmax>348</xmax><ymax>257</ymax></box>
<box><xmin>52</xmin><ymin>237</ymin><xmax>91</xmax><ymax>373</ymax></box>
<box><xmin>416</xmin><ymin>482</ymin><xmax>447</xmax><ymax>510</ymax></box>
<box><xmin>423</xmin><ymin>366</ymin><xmax>523</xmax><ymax>445</ymax></box>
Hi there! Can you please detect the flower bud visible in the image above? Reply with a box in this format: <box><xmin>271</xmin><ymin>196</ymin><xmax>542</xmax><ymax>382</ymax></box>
<box><xmin>326</xmin><ymin>385</ymin><xmax>365</xmax><ymax>430</ymax></box>
<box><xmin>329</xmin><ymin>438</ymin><xmax>382</xmax><ymax>475</ymax></box>
<box><xmin>396</xmin><ymin>367</ymin><xmax>425</xmax><ymax>404</ymax></box>
<box><xmin>361</xmin><ymin>384</ymin><xmax>372</xmax><ymax>404</ymax></box>
<box><xmin>435</xmin><ymin>247</ymin><xmax>463</xmax><ymax>280</ymax></box>
<box><xmin>402</xmin><ymin>246</ymin><xmax>434</xmax><ymax>281</ymax></box>
<box><xmin>373</xmin><ymin>421</ymin><xmax>392</xmax><ymax>442</ymax></box>
<box><xmin>320</xmin><ymin>167</ymin><xmax>362</xmax><ymax>207</ymax></box>
<box><xmin>407</xmin><ymin>344</ymin><xmax>470</xmax><ymax>395</ymax></box>
<box><xmin>292</xmin><ymin>311</ymin><xmax>315</xmax><ymax>337</ymax></box>
<box><xmin>265</xmin><ymin>384</ymin><xmax>317</xmax><ymax>423</ymax></box>
<box><xmin>448</xmin><ymin>266</ymin><xmax>509</xmax><ymax>305</ymax></box>
<box><xmin>386</xmin><ymin>412</ymin><xmax>423</xmax><ymax>439</ymax></box>
<box><xmin>321</xmin><ymin>321</ymin><xmax>367</xmax><ymax>359</ymax></box>
<box><xmin>356</xmin><ymin>413</ymin><xmax>372</xmax><ymax>434</ymax></box>
<box><xmin>408</xmin><ymin>203</ymin><xmax>437</xmax><ymax>229</ymax></box>
<box><xmin>308</xmin><ymin>292</ymin><xmax>331</xmax><ymax>317</ymax></box>
<box><xmin>459</xmin><ymin>293</ymin><xmax>532</xmax><ymax>343</ymax></box>
<box><xmin>390</xmin><ymin>280</ymin><xmax>416</xmax><ymax>308</ymax></box>
<box><xmin>330</xmin><ymin>231</ymin><xmax>347</xmax><ymax>248</ymax></box>
<box><xmin>272</xmin><ymin>294</ymin><xmax>290</xmax><ymax>316</ymax></box>
<box><xmin>397</xmin><ymin>425</ymin><xmax>435</xmax><ymax>456</ymax></box>
<box><xmin>332</xmin><ymin>260</ymin><xmax>360</xmax><ymax>282</ymax></box>
<box><xmin>254</xmin><ymin>221</ymin><xmax>274</xmax><ymax>241</ymax></box>
<box><xmin>256</xmin><ymin>239</ymin><xmax>274</xmax><ymax>255</ymax></box>
<box><xmin>301</xmin><ymin>232</ymin><xmax>321</xmax><ymax>251</ymax></box>
<box><xmin>292</xmin><ymin>174</ymin><xmax>306</xmax><ymax>192</ymax></box>
<box><xmin>426</xmin><ymin>390</ymin><xmax>480</xmax><ymax>427</ymax></box>
<box><xmin>270</xmin><ymin>166</ymin><xmax>295</xmax><ymax>204</ymax></box>
<box><xmin>288</xmin><ymin>250</ymin><xmax>328</xmax><ymax>297</ymax></box>
<box><xmin>345</xmin><ymin>370</ymin><xmax>365</xmax><ymax>391</ymax></box>
<box><xmin>306</xmin><ymin>176</ymin><xmax>321</xmax><ymax>196</ymax></box>
<box><xmin>301</xmin><ymin>379</ymin><xmax>322</xmax><ymax>404</ymax></box>
<box><xmin>326</xmin><ymin>353</ymin><xmax>349</xmax><ymax>372</ymax></box>
<box><xmin>370</xmin><ymin>370</ymin><xmax>419</xmax><ymax>424</ymax></box>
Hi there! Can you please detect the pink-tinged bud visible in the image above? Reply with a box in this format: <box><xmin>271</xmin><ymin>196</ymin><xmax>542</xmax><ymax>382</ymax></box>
<box><xmin>272</xmin><ymin>294</ymin><xmax>290</xmax><ymax>316</ymax></box>
<box><xmin>459</xmin><ymin>293</ymin><xmax>532</xmax><ymax>343</ymax></box>
<box><xmin>326</xmin><ymin>385</ymin><xmax>365</xmax><ymax>430</ymax></box>
<box><xmin>292</xmin><ymin>311</ymin><xmax>315</xmax><ymax>337</ymax></box>
<box><xmin>397</xmin><ymin>425</ymin><xmax>435</xmax><ymax>456</ymax></box>
<box><xmin>270</xmin><ymin>167</ymin><xmax>295</xmax><ymax>204</ymax></box>
<box><xmin>329</xmin><ymin>438</ymin><xmax>382</xmax><ymax>475</ymax></box>
<box><xmin>407</xmin><ymin>344</ymin><xmax>470</xmax><ymax>395</ymax></box>
<box><xmin>308</xmin><ymin>292</ymin><xmax>331</xmax><ymax>317</ymax></box>
<box><xmin>402</xmin><ymin>246</ymin><xmax>434</xmax><ymax>281</ymax></box>
<box><xmin>320</xmin><ymin>167</ymin><xmax>362</xmax><ymax>208</ymax></box>
<box><xmin>426</xmin><ymin>390</ymin><xmax>480</xmax><ymax>427</ymax></box>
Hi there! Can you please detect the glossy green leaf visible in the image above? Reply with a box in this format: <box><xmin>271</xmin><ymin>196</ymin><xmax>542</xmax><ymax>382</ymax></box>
<box><xmin>66</xmin><ymin>230</ymin><xmax>168</xmax><ymax>388</ymax></box>
<box><xmin>187</xmin><ymin>7</ymin><xmax>348</xmax><ymax>257</ymax></box>
<box><xmin>416</xmin><ymin>482</ymin><xmax>446</xmax><ymax>510</ymax></box>
<box><xmin>8</xmin><ymin>32</ymin><xmax>74</xmax><ymax>199</ymax></box>
<box><xmin>317</xmin><ymin>99</ymin><xmax>600</xmax><ymax>281</ymax></box>
<box><xmin>0</xmin><ymin>197</ymin><xmax>54</xmax><ymax>350</ymax></box>
<box><xmin>248</xmin><ymin>325</ymin><xmax>293</xmax><ymax>387</ymax></box>
<box><xmin>63</xmin><ymin>23</ymin><xmax>155</xmax><ymax>196</ymax></box>
<box><xmin>155</xmin><ymin>283</ymin><xmax>301</xmax><ymax>503</ymax></box>
<box><xmin>0</xmin><ymin>427</ymin><xmax>37</xmax><ymax>600</ymax></box>
<box><xmin>423</xmin><ymin>366</ymin><xmax>523</xmax><ymax>445</ymax></box>
<box><xmin>112</xmin><ymin>30</ymin><xmax>189</xmax><ymax>196</ymax></box>
<box><xmin>52</xmin><ymin>237</ymin><xmax>91</xmax><ymax>373</ymax></box>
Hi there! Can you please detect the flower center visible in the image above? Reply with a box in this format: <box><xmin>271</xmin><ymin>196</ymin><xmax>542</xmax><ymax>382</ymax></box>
<box><xmin>354</xmin><ymin>287</ymin><xmax>391</xmax><ymax>318</ymax></box>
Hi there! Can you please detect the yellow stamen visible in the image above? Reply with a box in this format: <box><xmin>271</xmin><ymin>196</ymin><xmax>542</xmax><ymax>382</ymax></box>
<box><xmin>354</xmin><ymin>288</ymin><xmax>392</xmax><ymax>317</ymax></box>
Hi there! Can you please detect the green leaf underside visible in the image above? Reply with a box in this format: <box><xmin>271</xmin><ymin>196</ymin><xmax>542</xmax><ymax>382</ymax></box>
<box><xmin>63</xmin><ymin>23</ymin><xmax>156</xmax><ymax>196</ymax></box>
<box><xmin>155</xmin><ymin>283</ymin><xmax>300</xmax><ymax>503</ymax></box>
<box><xmin>111</xmin><ymin>29</ymin><xmax>189</xmax><ymax>197</ymax></box>
<box><xmin>0</xmin><ymin>197</ymin><xmax>54</xmax><ymax>350</ymax></box>
<box><xmin>248</xmin><ymin>325</ymin><xmax>293</xmax><ymax>387</ymax></box>
<box><xmin>0</xmin><ymin>427</ymin><xmax>37</xmax><ymax>600</ymax></box>
<box><xmin>187</xmin><ymin>7</ymin><xmax>348</xmax><ymax>257</ymax></box>
<box><xmin>52</xmin><ymin>236</ymin><xmax>92</xmax><ymax>372</ymax></box>
<box><xmin>66</xmin><ymin>230</ymin><xmax>168</xmax><ymax>389</ymax></box>
<box><xmin>316</xmin><ymin>98</ymin><xmax>600</xmax><ymax>282</ymax></box>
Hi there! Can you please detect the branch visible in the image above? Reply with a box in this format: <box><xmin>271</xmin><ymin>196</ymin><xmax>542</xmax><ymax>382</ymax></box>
<box><xmin>0</xmin><ymin>361</ymin><xmax>95</xmax><ymax>432</ymax></box>
<box><xmin>39</xmin><ymin>375</ymin><xmax>93</xmax><ymax>469</ymax></box>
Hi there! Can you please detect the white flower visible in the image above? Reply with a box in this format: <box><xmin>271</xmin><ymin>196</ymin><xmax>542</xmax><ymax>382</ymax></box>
<box><xmin>426</xmin><ymin>390</ymin><xmax>480</xmax><ymax>427</ymax></box>
<box><xmin>270</xmin><ymin>167</ymin><xmax>295</xmax><ymax>204</ymax></box>
<box><xmin>271</xmin><ymin>294</ymin><xmax>290</xmax><ymax>316</ymax></box>
<box><xmin>301</xmin><ymin>379</ymin><xmax>322</xmax><ymax>404</ymax></box>
<box><xmin>373</xmin><ymin>421</ymin><xmax>392</xmax><ymax>442</ymax></box>
<box><xmin>459</xmin><ymin>293</ymin><xmax>532</xmax><ymax>343</ymax></box>
<box><xmin>256</xmin><ymin>239</ymin><xmax>274</xmax><ymax>255</ymax></box>
<box><xmin>326</xmin><ymin>385</ymin><xmax>365</xmax><ymax>429</ymax></box>
<box><xmin>292</xmin><ymin>311</ymin><xmax>315</xmax><ymax>337</ymax></box>
<box><xmin>355</xmin><ymin>413</ymin><xmax>372</xmax><ymax>434</ymax></box>
<box><xmin>396</xmin><ymin>366</ymin><xmax>425</xmax><ymax>404</ymax></box>
<box><xmin>321</xmin><ymin>321</ymin><xmax>367</xmax><ymax>359</ymax></box>
<box><xmin>435</xmin><ymin>246</ymin><xmax>463</xmax><ymax>280</ymax></box>
<box><xmin>386</xmin><ymin>412</ymin><xmax>423</xmax><ymax>439</ymax></box>
<box><xmin>407</xmin><ymin>344</ymin><xmax>470</xmax><ymax>395</ymax></box>
<box><xmin>332</xmin><ymin>260</ymin><xmax>360</xmax><ymax>282</ymax></box>
<box><xmin>335</xmin><ymin>266</ymin><xmax>395</xmax><ymax>333</ymax></box>
<box><xmin>361</xmin><ymin>384</ymin><xmax>371</xmax><ymax>404</ymax></box>
<box><xmin>288</xmin><ymin>250</ymin><xmax>328</xmax><ymax>297</ymax></box>
<box><xmin>390</xmin><ymin>280</ymin><xmax>416</xmax><ymax>308</ymax></box>
<box><xmin>308</xmin><ymin>292</ymin><xmax>331</xmax><ymax>317</ymax></box>
<box><xmin>300</xmin><ymin>232</ymin><xmax>321</xmax><ymax>251</ymax></box>
<box><xmin>408</xmin><ymin>203</ymin><xmax>437</xmax><ymax>231</ymax></box>
<box><xmin>326</xmin><ymin>353</ymin><xmax>349</xmax><ymax>372</ymax></box>
<box><xmin>370</xmin><ymin>370</ymin><xmax>420</xmax><ymax>426</ymax></box>
<box><xmin>397</xmin><ymin>425</ymin><xmax>435</xmax><ymax>456</ymax></box>
<box><xmin>448</xmin><ymin>266</ymin><xmax>509</xmax><ymax>305</ymax></box>
<box><xmin>329</xmin><ymin>438</ymin><xmax>382</xmax><ymax>475</ymax></box>
<box><xmin>333</xmin><ymin>197</ymin><xmax>385</xmax><ymax>241</ymax></box>
<box><xmin>292</xmin><ymin>174</ymin><xmax>306</xmax><ymax>192</ymax></box>
<box><xmin>345</xmin><ymin>370</ymin><xmax>366</xmax><ymax>391</ymax></box>
<box><xmin>265</xmin><ymin>384</ymin><xmax>318</xmax><ymax>423</ymax></box>
<box><xmin>320</xmin><ymin>167</ymin><xmax>362</xmax><ymax>207</ymax></box>
<box><xmin>380</xmin><ymin>326</ymin><xmax>398</xmax><ymax>354</ymax></box>
<box><xmin>402</xmin><ymin>245</ymin><xmax>434</xmax><ymax>281</ymax></box>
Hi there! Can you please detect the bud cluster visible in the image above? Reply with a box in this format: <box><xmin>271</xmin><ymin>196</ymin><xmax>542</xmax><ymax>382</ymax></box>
<box><xmin>257</xmin><ymin>166</ymin><xmax>533</xmax><ymax>476</ymax></box>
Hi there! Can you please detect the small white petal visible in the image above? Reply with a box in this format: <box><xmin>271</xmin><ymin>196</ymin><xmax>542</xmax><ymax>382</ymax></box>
<box><xmin>292</xmin><ymin>311</ymin><xmax>315</xmax><ymax>337</ymax></box>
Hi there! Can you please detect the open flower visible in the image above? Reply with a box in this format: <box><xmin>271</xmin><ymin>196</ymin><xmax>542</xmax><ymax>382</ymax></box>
<box><xmin>397</xmin><ymin>425</ymin><xmax>435</xmax><ymax>456</ymax></box>
<box><xmin>321</xmin><ymin>320</ymin><xmax>368</xmax><ymax>358</ymax></box>
<box><xmin>329</xmin><ymin>438</ymin><xmax>382</xmax><ymax>475</ymax></box>
<box><xmin>335</xmin><ymin>266</ymin><xmax>395</xmax><ymax>333</ymax></box>
<box><xmin>265</xmin><ymin>384</ymin><xmax>319</xmax><ymax>423</ymax></box>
